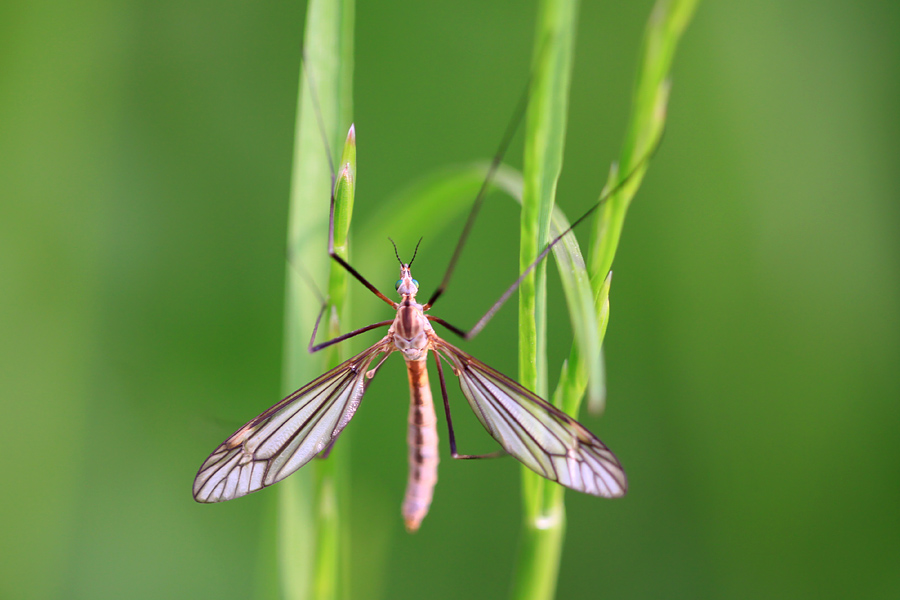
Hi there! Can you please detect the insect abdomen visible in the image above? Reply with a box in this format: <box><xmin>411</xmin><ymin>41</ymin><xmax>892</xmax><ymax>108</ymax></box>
<box><xmin>402</xmin><ymin>358</ymin><xmax>439</xmax><ymax>532</ymax></box>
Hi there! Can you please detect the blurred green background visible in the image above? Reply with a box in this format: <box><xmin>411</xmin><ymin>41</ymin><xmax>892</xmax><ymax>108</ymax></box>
<box><xmin>3</xmin><ymin>1</ymin><xmax>899</xmax><ymax>599</ymax></box>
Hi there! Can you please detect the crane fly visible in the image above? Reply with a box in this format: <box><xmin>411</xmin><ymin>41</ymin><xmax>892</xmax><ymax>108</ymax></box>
<box><xmin>194</xmin><ymin>57</ymin><xmax>659</xmax><ymax>531</ymax></box>
<box><xmin>193</xmin><ymin>255</ymin><xmax>627</xmax><ymax>531</ymax></box>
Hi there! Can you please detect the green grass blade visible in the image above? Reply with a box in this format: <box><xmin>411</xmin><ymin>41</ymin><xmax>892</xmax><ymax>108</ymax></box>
<box><xmin>313</xmin><ymin>125</ymin><xmax>356</xmax><ymax>600</ymax></box>
<box><xmin>518</xmin><ymin>0</ymin><xmax>579</xmax><ymax>406</ymax></box>
<box><xmin>280</xmin><ymin>0</ymin><xmax>354</xmax><ymax>599</ymax></box>
<box><xmin>552</xmin><ymin>0</ymin><xmax>699</xmax><ymax>422</ymax></box>
<box><xmin>512</xmin><ymin>1</ymin><xmax>699</xmax><ymax>599</ymax></box>
<box><xmin>588</xmin><ymin>0</ymin><xmax>699</xmax><ymax>287</ymax></box>
<box><xmin>514</xmin><ymin>1</ymin><xmax>579</xmax><ymax>599</ymax></box>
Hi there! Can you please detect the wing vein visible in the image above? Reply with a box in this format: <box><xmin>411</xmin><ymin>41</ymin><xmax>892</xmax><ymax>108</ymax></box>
<box><xmin>193</xmin><ymin>341</ymin><xmax>389</xmax><ymax>502</ymax></box>
<box><xmin>434</xmin><ymin>339</ymin><xmax>627</xmax><ymax>498</ymax></box>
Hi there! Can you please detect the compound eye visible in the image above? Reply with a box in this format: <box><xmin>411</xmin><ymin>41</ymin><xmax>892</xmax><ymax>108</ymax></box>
<box><xmin>411</xmin><ymin>279</ymin><xmax>419</xmax><ymax>288</ymax></box>
<box><xmin>395</xmin><ymin>279</ymin><xmax>403</xmax><ymax>291</ymax></box>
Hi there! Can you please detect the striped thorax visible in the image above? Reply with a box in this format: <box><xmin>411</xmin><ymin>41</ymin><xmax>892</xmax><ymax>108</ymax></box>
<box><xmin>389</xmin><ymin>264</ymin><xmax>433</xmax><ymax>362</ymax></box>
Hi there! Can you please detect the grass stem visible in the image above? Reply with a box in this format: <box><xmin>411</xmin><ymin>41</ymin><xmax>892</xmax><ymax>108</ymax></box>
<box><xmin>279</xmin><ymin>0</ymin><xmax>354</xmax><ymax>598</ymax></box>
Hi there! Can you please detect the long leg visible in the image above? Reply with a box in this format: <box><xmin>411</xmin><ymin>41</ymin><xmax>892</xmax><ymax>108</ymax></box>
<box><xmin>326</xmin><ymin>183</ymin><xmax>395</xmax><ymax>308</ymax></box>
<box><xmin>425</xmin><ymin>77</ymin><xmax>531</xmax><ymax>310</ymax></box>
<box><xmin>426</xmin><ymin>127</ymin><xmax>666</xmax><ymax>341</ymax></box>
<box><xmin>302</xmin><ymin>53</ymin><xmax>396</xmax><ymax>309</ymax></box>
<box><xmin>287</xmin><ymin>221</ymin><xmax>393</xmax><ymax>353</ymax></box>
<box><xmin>306</xmin><ymin>299</ymin><xmax>393</xmax><ymax>353</ymax></box>
<box><xmin>426</xmin><ymin>41</ymin><xmax>563</xmax><ymax>311</ymax></box>
<box><xmin>432</xmin><ymin>349</ymin><xmax>506</xmax><ymax>460</ymax></box>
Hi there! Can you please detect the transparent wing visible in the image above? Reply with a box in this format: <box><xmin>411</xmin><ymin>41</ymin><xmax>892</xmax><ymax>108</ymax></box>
<box><xmin>435</xmin><ymin>340</ymin><xmax>627</xmax><ymax>498</ymax></box>
<box><xmin>193</xmin><ymin>342</ymin><xmax>391</xmax><ymax>502</ymax></box>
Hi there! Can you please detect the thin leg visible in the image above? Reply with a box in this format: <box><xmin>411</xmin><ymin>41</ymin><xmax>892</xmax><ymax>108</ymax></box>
<box><xmin>289</xmin><ymin>246</ymin><xmax>392</xmax><ymax>354</ymax></box>
<box><xmin>301</xmin><ymin>52</ymin><xmax>337</xmax><ymax>182</ymax></box>
<box><xmin>285</xmin><ymin>246</ymin><xmax>327</xmax><ymax>306</ymax></box>
<box><xmin>307</xmin><ymin>297</ymin><xmax>392</xmax><ymax>353</ymax></box>
<box><xmin>432</xmin><ymin>350</ymin><xmax>506</xmax><ymax>460</ymax></box>
<box><xmin>425</xmin><ymin>127</ymin><xmax>666</xmax><ymax>341</ymax></box>
<box><xmin>301</xmin><ymin>53</ymin><xmax>396</xmax><ymax>309</ymax></box>
<box><xmin>426</xmin><ymin>316</ymin><xmax>465</xmax><ymax>340</ymax></box>
<box><xmin>327</xmin><ymin>185</ymin><xmax>396</xmax><ymax>308</ymax></box>
<box><xmin>425</xmin><ymin>77</ymin><xmax>532</xmax><ymax>311</ymax></box>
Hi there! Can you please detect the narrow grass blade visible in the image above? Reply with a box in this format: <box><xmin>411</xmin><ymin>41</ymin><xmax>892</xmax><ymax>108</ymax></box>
<box><xmin>588</xmin><ymin>0</ymin><xmax>699</xmax><ymax>287</ymax></box>
<box><xmin>280</xmin><ymin>0</ymin><xmax>354</xmax><ymax>599</ymax></box>
<box><xmin>313</xmin><ymin>125</ymin><xmax>356</xmax><ymax>600</ymax></box>
<box><xmin>514</xmin><ymin>1</ymin><xmax>579</xmax><ymax>599</ymax></box>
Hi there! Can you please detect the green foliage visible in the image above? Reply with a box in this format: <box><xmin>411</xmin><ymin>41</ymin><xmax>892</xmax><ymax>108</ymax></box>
<box><xmin>513</xmin><ymin>1</ymin><xmax>698</xmax><ymax>599</ymax></box>
<box><xmin>5</xmin><ymin>1</ymin><xmax>899</xmax><ymax>600</ymax></box>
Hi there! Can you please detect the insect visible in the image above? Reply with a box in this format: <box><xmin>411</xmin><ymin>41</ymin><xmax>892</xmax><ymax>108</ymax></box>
<box><xmin>193</xmin><ymin>57</ymin><xmax>656</xmax><ymax>532</ymax></box>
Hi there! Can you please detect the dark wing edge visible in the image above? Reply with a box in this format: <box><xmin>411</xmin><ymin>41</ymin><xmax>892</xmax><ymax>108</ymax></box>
<box><xmin>193</xmin><ymin>342</ymin><xmax>391</xmax><ymax>502</ymax></box>
<box><xmin>435</xmin><ymin>340</ymin><xmax>627</xmax><ymax>498</ymax></box>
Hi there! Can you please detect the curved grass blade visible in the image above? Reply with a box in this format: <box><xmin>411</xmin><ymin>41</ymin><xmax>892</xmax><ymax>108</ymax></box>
<box><xmin>588</xmin><ymin>0</ymin><xmax>700</xmax><ymax>286</ymax></box>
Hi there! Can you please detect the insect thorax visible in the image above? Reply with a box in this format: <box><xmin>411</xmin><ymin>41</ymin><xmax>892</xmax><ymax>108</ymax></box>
<box><xmin>392</xmin><ymin>301</ymin><xmax>431</xmax><ymax>361</ymax></box>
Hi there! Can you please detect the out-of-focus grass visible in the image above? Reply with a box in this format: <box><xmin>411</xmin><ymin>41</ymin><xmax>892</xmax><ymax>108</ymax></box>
<box><xmin>4</xmin><ymin>1</ymin><xmax>899</xmax><ymax>600</ymax></box>
<box><xmin>280</xmin><ymin>0</ymin><xmax>354</xmax><ymax>598</ymax></box>
<box><xmin>513</xmin><ymin>1</ymin><xmax>698</xmax><ymax>599</ymax></box>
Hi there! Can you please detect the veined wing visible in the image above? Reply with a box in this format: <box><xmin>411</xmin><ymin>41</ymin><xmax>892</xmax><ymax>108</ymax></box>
<box><xmin>194</xmin><ymin>341</ymin><xmax>391</xmax><ymax>502</ymax></box>
<box><xmin>435</xmin><ymin>339</ymin><xmax>627</xmax><ymax>498</ymax></box>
